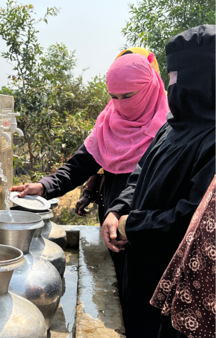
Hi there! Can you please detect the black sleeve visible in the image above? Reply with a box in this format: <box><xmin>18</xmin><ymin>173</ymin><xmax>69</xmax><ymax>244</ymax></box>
<box><xmin>39</xmin><ymin>144</ymin><xmax>101</xmax><ymax>199</ymax></box>
<box><xmin>126</xmin><ymin>132</ymin><xmax>215</xmax><ymax>243</ymax></box>
<box><xmin>83</xmin><ymin>174</ymin><xmax>103</xmax><ymax>203</ymax></box>
<box><xmin>104</xmin><ymin>164</ymin><xmax>141</xmax><ymax>216</ymax></box>
<box><xmin>104</xmin><ymin>128</ymin><xmax>162</xmax><ymax>217</ymax></box>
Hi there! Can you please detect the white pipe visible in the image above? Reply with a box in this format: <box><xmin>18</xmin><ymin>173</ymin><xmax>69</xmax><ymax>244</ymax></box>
<box><xmin>14</xmin><ymin>127</ymin><xmax>24</xmax><ymax>137</ymax></box>
<box><xmin>1</xmin><ymin>131</ymin><xmax>11</xmax><ymax>145</ymax></box>
<box><xmin>9</xmin><ymin>112</ymin><xmax>24</xmax><ymax>137</ymax></box>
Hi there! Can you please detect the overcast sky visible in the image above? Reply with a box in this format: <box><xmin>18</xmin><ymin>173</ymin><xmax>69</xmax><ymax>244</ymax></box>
<box><xmin>0</xmin><ymin>0</ymin><xmax>132</xmax><ymax>88</ymax></box>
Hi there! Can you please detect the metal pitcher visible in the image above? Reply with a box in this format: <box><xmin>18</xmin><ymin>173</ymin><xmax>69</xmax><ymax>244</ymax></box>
<box><xmin>39</xmin><ymin>209</ymin><xmax>67</xmax><ymax>250</ymax></box>
<box><xmin>0</xmin><ymin>244</ymin><xmax>47</xmax><ymax>338</ymax></box>
<box><xmin>0</xmin><ymin>210</ymin><xmax>62</xmax><ymax>329</ymax></box>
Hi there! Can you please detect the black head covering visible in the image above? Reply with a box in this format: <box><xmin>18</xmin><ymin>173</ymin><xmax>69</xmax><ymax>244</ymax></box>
<box><xmin>166</xmin><ymin>25</ymin><xmax>215</xmax><ymax>129</ymax></box>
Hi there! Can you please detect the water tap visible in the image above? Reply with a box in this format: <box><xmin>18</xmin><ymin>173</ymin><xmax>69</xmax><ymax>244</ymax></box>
<box><xmin>0</xmin><ymin>114</ymin><xmax>11</xmax><ymax>145</ymax></box>
<box><xmin>8</xmin><ymin>112</ymin><xmax>24</xmax><ymax>136</ymax></box>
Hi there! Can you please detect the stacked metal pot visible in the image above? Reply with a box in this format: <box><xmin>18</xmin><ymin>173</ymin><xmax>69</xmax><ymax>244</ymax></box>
<box><xmin>0</xmin><ymin>195</ymin><xmax>67</xmax><ymax>337</ymax></box>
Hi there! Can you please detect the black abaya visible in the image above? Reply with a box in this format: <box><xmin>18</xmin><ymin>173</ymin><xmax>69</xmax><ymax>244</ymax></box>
<box><xmin>106</xmin><ymin>25</ymin><xmax>215</xmax><ymax>338</ymax></box>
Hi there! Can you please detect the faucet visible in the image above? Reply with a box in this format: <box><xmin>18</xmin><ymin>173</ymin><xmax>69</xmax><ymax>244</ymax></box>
<box><xmin>13</xmin><ymin>127</ymin><xmax>24</xmax><ymax>137</ymax></box>
<box><xmin>9</xmin><ymin>112</ymin><xmax>24</xmax><ymax>136</ymax></box>
<box><xmin>0</xmin><ymin>114</ymin><xmax>11</xmax><ymax>146</ymax></box>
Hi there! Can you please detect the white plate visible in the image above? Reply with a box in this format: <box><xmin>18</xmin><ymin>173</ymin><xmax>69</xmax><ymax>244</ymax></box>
<box><xmin>10</xmin><ymin>192</ymin><xmax>51</xmax><ymax>211</ymax></box>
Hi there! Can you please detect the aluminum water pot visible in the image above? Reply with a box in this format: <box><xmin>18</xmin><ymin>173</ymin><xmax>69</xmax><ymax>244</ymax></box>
<box><xmin>11</xmin><ymin>206</ymin><xmax>67</xmax><ymax>250</ymax></box>
<box><xmin>0</xmin><ymin>210</ymin><xmax>62</xmax><ymax>329</ymax></box>
<box><xmin>10</xmin><ymin>206</ymin><xmax>66</xmax><ymax>277</ymax></box>
<box><xmin>30</xmin><ymin>223</ymin><xmax>66</xmax><ymax>278</ymax></box>
<box><xmin>0</xmin><ymin>244</ymin><xmax>47</xmax><ymax>338</ymax></box>
<box><xmin>39</xmin><ymin>209</ymin><xmax>67</xmax><ymax>250</ymax></box>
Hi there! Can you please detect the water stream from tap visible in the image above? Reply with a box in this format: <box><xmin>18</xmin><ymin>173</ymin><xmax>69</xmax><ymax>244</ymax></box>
<box><xmin>0</xmin><ymin>162</ymin><xmax>14</xmax><ymax>222</ymax></box>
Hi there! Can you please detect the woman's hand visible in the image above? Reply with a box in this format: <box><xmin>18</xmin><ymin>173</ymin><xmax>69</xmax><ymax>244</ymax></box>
<box><xmin>75</xmin><ymin>196</ymin><xmax>91</xmax><ymax>217</ymax></box>
<box><xmin>10</xmin><ymin>183</ymin><xmax>44</xmax><ymax>197</ymax></box>
<box><xmin>101</xmin><ymin>211</ymin><xmax>129</xmax><ymax>252</ymax></box>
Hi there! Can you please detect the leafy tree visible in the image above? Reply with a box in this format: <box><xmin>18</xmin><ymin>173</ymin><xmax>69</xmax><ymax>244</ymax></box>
<box><xmin>46</xmin><ymin>74</ymin><xmax>109</xmax><ymax>120</ymax></box>
<box><xmin>0</xmin><ymin>1</ymin><xmax>72</xmax><ymax>170</ymax></box>
<box><xmin>0</xmin><ymin>86</ymin><xmax>14</xmax><ymax>96</ymax></box>
<box><xmin>81</xmin><ymin>75</ymin><xmax>111</xmax><ymax>120</ymax></box>
<box><xmin>41</xmin><ymin>43</ymin><xmax>76</xmax><ymax>87</ymax></box>
<box><xmin>38</xmin><ymin>75</ymin><xmax>110</xmax><ymax>170</ymax></box>
<box><xmin>122</xmin><ymin>0</ymin><xmax>215</xmax><ymax>86</ymax></box>
<box><xmin>0</xmin><ymin>0</ymin><xmax>59</xmax><ymax>87</ymax></box>
<box><xmin>0</xmin><ymin>1</ymin><xmax>110</xmax><ymax>173</ymax></box>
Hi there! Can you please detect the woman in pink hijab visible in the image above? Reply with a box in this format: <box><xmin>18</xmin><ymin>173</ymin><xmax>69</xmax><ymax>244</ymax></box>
<box><xmin>11</xmin><ymin>54</ymin><xmax>169</xmax><ymax>247</ymax></box>
<box><xmin>85</xmin><ymin>53</ymin><xmax>168</xmax><ymax>174</ymax></box>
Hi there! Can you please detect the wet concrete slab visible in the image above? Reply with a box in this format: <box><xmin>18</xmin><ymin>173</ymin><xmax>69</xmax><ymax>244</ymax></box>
<box><xmin>49</xmin><ymin>248</ymin><xmax>79</xmax><ymax>338</ymax></box>
<box><xmin>63</xmin><ymin>225</ymin><xmax>125</xmax><ymax>338</ymax></box>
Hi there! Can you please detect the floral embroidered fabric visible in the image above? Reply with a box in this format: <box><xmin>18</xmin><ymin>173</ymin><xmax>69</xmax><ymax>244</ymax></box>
<box><xmin>150</xmin><ymin>176</ymin><xmax>216</xmax><ymax>338</ymax></box>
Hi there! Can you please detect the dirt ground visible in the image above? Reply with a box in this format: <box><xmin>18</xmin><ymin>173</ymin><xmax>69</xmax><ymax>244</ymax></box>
<box><xmin>54</xmin><ymin>188</ymin><xmax>81</xmax><ymax>216</ymax></box>
<box><xmin>52</xmin><ymin>187</ymin><xmax>99</xmax><ymax>226</ymax></box>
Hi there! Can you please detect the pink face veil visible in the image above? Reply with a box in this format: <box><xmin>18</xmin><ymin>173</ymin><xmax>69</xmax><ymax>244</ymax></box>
<box><xmin>84</xmin><ymin>54</ymin><xmax>169</xmax><ymax>174</ymax></box>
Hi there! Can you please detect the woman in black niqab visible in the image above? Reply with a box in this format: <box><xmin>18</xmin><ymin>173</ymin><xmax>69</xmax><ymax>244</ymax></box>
<box><xmin>103</xmin><ymin>25</ymin><xmax>215</xmax><ymax>338</ymax></box>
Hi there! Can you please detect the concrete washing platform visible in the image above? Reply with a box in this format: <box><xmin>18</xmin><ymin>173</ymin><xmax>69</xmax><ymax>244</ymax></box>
<box><xmin>49</xmin><ymin>226</ymin><xmax>125</xmax><ymax>338</ymax></box>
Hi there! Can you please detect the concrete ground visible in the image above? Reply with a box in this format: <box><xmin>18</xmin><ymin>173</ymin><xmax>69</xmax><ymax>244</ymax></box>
<box><xmin>49</xmin><ymin>226</ymin><xmax>125</xmax><ymax>338</ymax></box>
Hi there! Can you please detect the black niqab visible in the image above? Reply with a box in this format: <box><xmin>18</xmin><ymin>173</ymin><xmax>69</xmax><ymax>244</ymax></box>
<box><xmin>167</xmin><ymin>24</ymin><xmax>215</xmax><ymax>128</ymax></box>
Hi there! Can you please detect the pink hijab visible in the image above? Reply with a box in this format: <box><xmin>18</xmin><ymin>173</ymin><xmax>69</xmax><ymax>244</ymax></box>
<box><xmin>84</xmin><ymin>54</ymin><xmax>169</xmax><ymax>174</ymax></box>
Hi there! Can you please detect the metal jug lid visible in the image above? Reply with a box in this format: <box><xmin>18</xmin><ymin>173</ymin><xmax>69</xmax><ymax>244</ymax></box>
<box><xmin>10</xmin><ymin>192</ymin><xmax>51</xmax><ymax>211</ymax></box>
<box><xmin>48</xmin><ymin>198</ymin><xmax>59</xmax><ymax>209</ymax></box>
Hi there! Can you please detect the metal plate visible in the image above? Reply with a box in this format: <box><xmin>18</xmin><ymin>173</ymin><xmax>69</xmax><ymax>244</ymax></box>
<box><xmin>10</xmin><ymin>192</ymin><xmax>51</xmax><ymax>211</ymax></box>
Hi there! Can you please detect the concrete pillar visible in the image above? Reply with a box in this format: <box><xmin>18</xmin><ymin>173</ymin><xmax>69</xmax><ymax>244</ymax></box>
<box><xmin>0</xmin><ymin>94</ymin><xmax>14</xmax><ymax>209</ymax></box>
